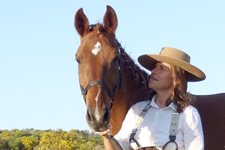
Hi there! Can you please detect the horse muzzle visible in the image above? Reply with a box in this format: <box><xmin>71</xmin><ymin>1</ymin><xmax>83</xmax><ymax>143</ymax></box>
<box><xmin>86</xmin><ymin>106</ymin><xmax>111</xmax><ymax>132</ymax></box>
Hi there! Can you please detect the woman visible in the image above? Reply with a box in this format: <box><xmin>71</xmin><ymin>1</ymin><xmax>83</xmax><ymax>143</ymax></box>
<box><xmin>99</xmin><ymin>47</ymin><xmax>205</xmax><ymax>150</ymax></box>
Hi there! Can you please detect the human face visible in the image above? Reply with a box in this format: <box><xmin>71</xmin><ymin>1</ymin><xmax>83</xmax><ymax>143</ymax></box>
<box><xmin>148</xmin><ymin>62</ymin><xmax>173</xmax><ymax>92</ymax></box>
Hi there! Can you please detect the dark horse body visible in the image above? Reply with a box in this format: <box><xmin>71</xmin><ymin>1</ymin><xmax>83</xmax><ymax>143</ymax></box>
<box><xmin>75</xmin><ymin>6</ymin><xmax>225</xmax><ymax>150</ymax></box>
<box><xmin>193</xmin><ymin>94</ymin><xmax>225</xmax><ymax>149</ymax></box>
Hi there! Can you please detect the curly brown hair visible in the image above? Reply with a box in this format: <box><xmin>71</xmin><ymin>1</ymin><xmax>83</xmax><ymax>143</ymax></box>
<box><xmin>168</xmin><ymin>64</ymin><xmax>194</xmax><ymax>113</ymax></box>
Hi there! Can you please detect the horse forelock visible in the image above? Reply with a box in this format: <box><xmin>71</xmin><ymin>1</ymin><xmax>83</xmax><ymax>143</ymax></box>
<box><xmin>88</xmin><ymin>23</ymin><xmax>110</xmax><ymax>36</ymax></box>
<box><xmin>89</xmin><ymin>23</ymin><xmax>102</xmax><ymax>33</ymax></box>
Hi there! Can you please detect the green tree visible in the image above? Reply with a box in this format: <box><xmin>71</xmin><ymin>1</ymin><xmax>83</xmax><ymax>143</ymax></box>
<box><xmin>0</xmin><ymin>129</ymin><xmax>104</xmax><ymax>150</ymax></box>
<box><xmin>22</xmin><ymin>135</ymin><xmax>39</xmax><ymax>150</ymax></box>
<box><xmin>36</xmin><ymin>129</ymin><xmax>77</xmax><ymax>150</ymax></box>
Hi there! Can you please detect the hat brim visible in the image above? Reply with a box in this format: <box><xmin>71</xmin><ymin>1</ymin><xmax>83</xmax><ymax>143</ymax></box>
<box><xmin>138</xmin><ymin>54</ymin><xmax>206</xmax><ymax>82</ymax></box>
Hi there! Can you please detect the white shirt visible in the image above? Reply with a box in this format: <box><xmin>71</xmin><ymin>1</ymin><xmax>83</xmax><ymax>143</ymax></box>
<box><xmin>114</xmin><ymin>96</ymin><xmax>204</xmax><ymax>150</ymax></box>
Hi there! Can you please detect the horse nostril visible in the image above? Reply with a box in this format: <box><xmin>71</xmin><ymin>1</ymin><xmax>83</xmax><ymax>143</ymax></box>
<box><xmin>103</xmin><ymin>108</ymin><xmax>110</xmax><ymax>123</ymax></box>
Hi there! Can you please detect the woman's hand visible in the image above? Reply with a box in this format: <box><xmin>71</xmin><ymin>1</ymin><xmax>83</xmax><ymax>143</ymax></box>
<box><xmin>98</xmin><ymin>125</ymin><xmax>123</xmax><ymax>150</ymax></box>
<box><xmin>98</xmin><ymin>125</ymin><xmax>112</xmax><ymax>138</ymax></box>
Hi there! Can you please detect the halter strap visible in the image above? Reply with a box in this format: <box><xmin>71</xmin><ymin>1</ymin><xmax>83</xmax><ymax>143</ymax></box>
<box><xmin>82</xmin><ymin>80</ymin><xmax>115</xmax><ymax>99</ymax></box>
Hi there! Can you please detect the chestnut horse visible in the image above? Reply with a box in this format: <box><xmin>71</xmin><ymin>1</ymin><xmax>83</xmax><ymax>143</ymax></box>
<box><xmin>75</xmin><ymin>6</ymin><xmax>225</xmax><ymax>150</ymax></box>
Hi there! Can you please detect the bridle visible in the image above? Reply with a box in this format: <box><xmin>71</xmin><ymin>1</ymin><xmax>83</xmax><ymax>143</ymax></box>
<box><xmin>80</xmin><ymin>40</ymin><xmax>122</xmax><ymax>109</ymax></box>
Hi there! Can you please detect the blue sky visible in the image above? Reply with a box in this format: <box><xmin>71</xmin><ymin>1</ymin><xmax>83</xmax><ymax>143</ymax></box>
<box><xmin>0</xmin><ymin>0</ymin><xmax>224</xmax><ymax>132</ymax></box>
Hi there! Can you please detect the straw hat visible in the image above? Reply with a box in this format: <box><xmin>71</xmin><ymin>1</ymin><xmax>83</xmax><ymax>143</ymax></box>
<box><xmin>138</xmin><ymin>47</ymin><xmax>206</xmax><ymax>82</ymax></box>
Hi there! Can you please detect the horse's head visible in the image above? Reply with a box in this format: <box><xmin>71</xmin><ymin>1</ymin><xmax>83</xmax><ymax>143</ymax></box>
<box><xmin>75</xmin><ymin>6</ymin><xmax>121</xmax><ymax>132</ymax></box>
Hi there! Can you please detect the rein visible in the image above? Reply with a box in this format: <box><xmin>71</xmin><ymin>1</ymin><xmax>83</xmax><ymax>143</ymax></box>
<box><xmin>80</xmin><ymin>40</ymin><xmax>122</xmax><ymax>109</ymax></box>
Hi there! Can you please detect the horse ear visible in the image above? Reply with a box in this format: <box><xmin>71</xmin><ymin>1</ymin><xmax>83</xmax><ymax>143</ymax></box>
<box><xmin>75</xmin><ymin>8</ymin><xmax>89</xmax><ymax>37</ymax></box>
<box><xmin>103</xmin><ymin>5</ymin><xmax>118</xmax><ymax>34</ymax></box>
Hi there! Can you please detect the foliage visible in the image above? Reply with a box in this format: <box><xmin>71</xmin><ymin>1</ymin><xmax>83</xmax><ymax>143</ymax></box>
<box><xmin>0</xmin><ymin>129</ymin><xmax>104</xmax><ymax>150</ymax></box>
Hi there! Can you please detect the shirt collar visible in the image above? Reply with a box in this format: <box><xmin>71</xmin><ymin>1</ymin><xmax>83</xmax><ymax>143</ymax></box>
<box><xmin>150</xmin><ymin>95</ymin><xmax>177</xmax><ymax>111</ymax></box>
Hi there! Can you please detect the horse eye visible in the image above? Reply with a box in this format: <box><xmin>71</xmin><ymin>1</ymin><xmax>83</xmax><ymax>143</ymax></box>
<box><xmin>76</xmin><ymin>58</ymin><xmax>81</xmax><ymax>64</ymax></box>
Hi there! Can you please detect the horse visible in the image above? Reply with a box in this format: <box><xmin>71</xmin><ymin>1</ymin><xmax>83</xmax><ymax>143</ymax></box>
<box><xmin>75</xmin><ymin>5</ymin><xmax>155</xmax><ymax>134</ymax></box>
<box><xmin>74</xmin><ymin>5</ymin><xmax>225</xmax><ymax>150</ymax></box>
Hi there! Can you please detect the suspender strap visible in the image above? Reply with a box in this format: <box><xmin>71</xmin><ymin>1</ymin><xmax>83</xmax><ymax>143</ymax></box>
<box><xmin>169</xmin><ymin>113</ymin><xmax>179</xmax><ymax>140</ymax></box>
<box><xmin>163</xmin><ymin>112</ymin><xmax>179</xmax><ymax>150</ymax></box>
<box><xmin>129</xmin><ymin>100</ymin><xmax>151</xmax><ymax>148</ymax></box>
<box><xmin>134</xmin><ymin>100</ymin><xmax>151</xmax><ymax>130</ymax></box>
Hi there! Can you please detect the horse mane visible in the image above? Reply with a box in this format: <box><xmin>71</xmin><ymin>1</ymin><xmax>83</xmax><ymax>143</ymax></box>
<box><xmin>118</xmin><ymin>42</ymin><xmax>150</xmax><ymax>88</ymax></box>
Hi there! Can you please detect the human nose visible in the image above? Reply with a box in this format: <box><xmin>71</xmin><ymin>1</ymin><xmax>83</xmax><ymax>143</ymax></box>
<box><xmin>151</xmin><ymin>66</ymin><xmax>158</xmax><ymax>74</ymax></box>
